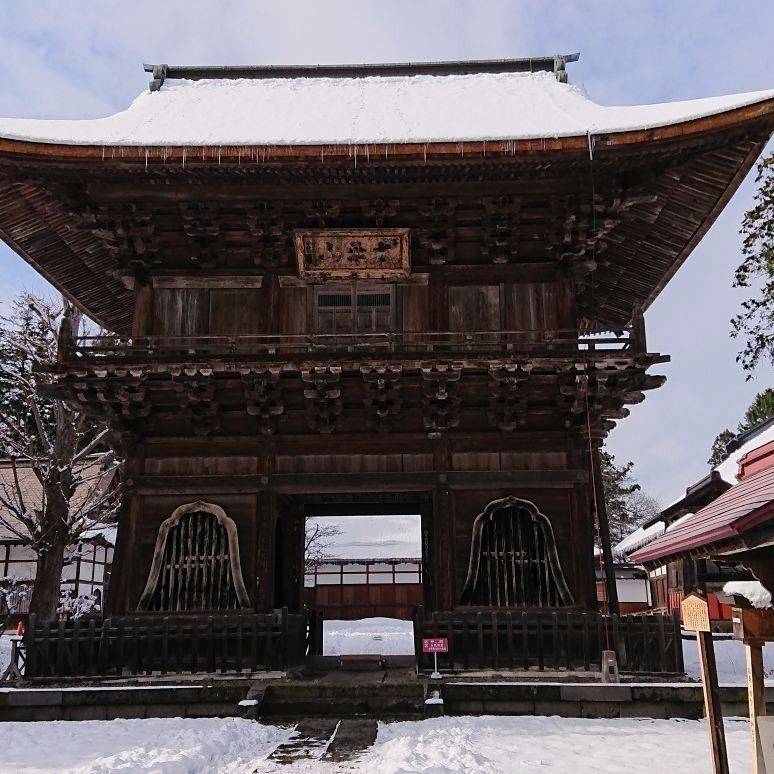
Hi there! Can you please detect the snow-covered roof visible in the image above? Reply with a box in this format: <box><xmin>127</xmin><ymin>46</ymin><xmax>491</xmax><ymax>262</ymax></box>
<box><xmin>1</xmin><ymin>72</ymin><xmax>772</xmax><ymax>147</ymax></box>
<box><xmin>615</xmin><ymin>520</ymin><xmax>666</xmax><ymax>557</ymax></box>
<box><xmin>716</xmin><ymin>422</ymin><xmax>774</xmax><ymax>484</ymax></box>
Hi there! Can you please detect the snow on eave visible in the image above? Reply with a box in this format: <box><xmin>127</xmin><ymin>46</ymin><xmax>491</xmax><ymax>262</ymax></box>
<box><xmin>615</xmin><ymin>519</ymin><xmax>666</xmax><ymax>557</ymax></box>
<box><xmin>0</xmin><ymin>72</ymin><xmax>772</xmax><ymax>149</ymax></box>
<box><xmin>715</xmin><ymin>423</ymin><xmax>774</xmax><ymax>484</ymax></box>
<box><xmin>723</xmin><ymin>580</ymin><xmax>773</xmax><ymax>609</ymax></box>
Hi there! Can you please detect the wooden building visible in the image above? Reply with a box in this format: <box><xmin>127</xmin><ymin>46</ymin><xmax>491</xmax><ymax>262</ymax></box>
<box><xmin>620</xmin><ymin>418</ymin><xmax>774</xmax><ymax>626</ymax></box>
<box><xmin>0</xmin><ymin>56</ymin><xmax>772</xmax><ymax>674</ymax></box>
<box><xmin>630</xmin><ymin>441</ymin><xmax>774</xmax><ymax>604</ymax></box>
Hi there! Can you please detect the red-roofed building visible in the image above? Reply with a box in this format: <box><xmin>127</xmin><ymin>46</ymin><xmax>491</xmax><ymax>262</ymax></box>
<box><xmin>629</xmin><ymin>440</ymin><xmax>774</xmax><ymax>614</ymax></box>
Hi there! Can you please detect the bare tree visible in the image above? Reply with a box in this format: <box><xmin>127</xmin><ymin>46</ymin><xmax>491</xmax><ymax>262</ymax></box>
<box><xmin>0</xmin><ymin>293</ymin><xmax>121</xmax><ymax>617</ymax></box>
<box><xmin>304</xmin><ymin>519</ymin><xmax>344</xmax><ymax>571</ymax></box>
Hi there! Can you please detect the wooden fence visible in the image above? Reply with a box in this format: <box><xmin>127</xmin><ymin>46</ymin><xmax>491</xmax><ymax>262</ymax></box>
<box><xmin>413</xmin><ymin>608</ymin><xmax>684</xmax><ymax>674</ymax></box>
<box><xmin>24</xmin><ymin>610</ymin><xmax>307</xmax><ymax>679</ymax></box>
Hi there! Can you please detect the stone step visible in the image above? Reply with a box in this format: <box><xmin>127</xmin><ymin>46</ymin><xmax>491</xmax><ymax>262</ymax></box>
<box><xmin>264</xmin><ymin>718</ymin><xmax>339</xmax><ymax>765</ymax></box>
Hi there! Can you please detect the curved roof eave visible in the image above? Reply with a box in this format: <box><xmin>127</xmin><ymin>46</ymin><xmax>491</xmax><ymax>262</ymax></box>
<box><xmin>0</xmin><ymin>92</ymin><xmax>772</xmax><ymax>163</ymax></box>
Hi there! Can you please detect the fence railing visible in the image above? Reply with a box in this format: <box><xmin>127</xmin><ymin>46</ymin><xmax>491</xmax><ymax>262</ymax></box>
<box><xmin>24</xmin><ymin>610</ymin><xmax>307</xmax><ymax>679</ymax></box>
<box><xmin>61</xmin><ymin>329</ymin><xmax>642</xmax><ymax>366</ymax></box>
<box><xmin>413</xmin><ymin>608</ymin><xmax>684</xmax><ymax>674</ymax></box>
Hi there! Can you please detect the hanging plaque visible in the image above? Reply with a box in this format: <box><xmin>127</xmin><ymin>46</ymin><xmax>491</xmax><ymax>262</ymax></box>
<box><xmin>294</xmin><ymin>228</ymin><xmax>410</xmax><ymax>279</ymax></box>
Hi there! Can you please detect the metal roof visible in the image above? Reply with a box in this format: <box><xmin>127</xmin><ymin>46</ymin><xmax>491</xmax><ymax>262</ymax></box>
<box><xmin>630</xmin><ymin>462</ymin><xmax>774</xmax><ymax>564</ymax></box>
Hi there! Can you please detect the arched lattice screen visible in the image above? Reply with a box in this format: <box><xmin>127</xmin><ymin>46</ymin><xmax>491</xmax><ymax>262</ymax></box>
<box><xmin>138</xmin><ymin>501</ymin><xmax>250</xmax><ymax>612</ymax></box>
<box><xmin>459</xmin><ymin>496</ymin><xmax>574</xmax><ymax>608</ymax></box>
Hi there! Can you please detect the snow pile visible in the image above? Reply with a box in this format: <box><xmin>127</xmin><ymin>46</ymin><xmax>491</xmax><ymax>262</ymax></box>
<box><xmin>0</xmin><ymin>717</ymin><xmax>290</xmax><ymax>773</ymax></box>
<box><xmin>715</xmin><ymin>423</ymin><xmax>774</xmax><ymax>483</ymax></box>
<box><xmin>361</xmin><ymin>716</ymin><xmax>754</xmax><ymax>774</ymax></box>
<box><xmin>683</xmin><ymin>635</ymin><xmax>774</xmax><ymax>684</ymax></box>
<box><xmin>324</xmin><ymin>617</ymin><xmax>415</xmax><ymax>656</ymax></box>
<box><xmin>723</xmin><ymin>580</ymin><xmax>773</xmax><ymax>609</ymax></box>
<box><xmin>0</xmin><ymin>72</ymin><xmax>772</xmax><ymax>147</ymax></box>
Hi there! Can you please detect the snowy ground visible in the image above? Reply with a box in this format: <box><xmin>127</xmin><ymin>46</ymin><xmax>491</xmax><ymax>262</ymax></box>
<box><xmin>683</xmin><ymin>635</ymin><xmax>774</xmax><ymax>685</ymax></box>
<box><xmin>0</xmin><ymin>634</ymin><xmax>11</xmax><ymax>674</ymax></box>
<box><xmin>323</xmin><ymin>617</ymin><xmax>415</xmax><ymax>656</ymax></box>
<box><xmin>0</xmin><ymin>715</ymin><xmax>756</xmax><ymax>773</ymax></box>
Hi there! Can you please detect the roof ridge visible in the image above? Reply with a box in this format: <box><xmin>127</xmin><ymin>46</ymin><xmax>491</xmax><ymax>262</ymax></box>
<box><xmin>142</xmin><ymin>54</ymin><xmax>581</xmax><ymax>91</ymax></box>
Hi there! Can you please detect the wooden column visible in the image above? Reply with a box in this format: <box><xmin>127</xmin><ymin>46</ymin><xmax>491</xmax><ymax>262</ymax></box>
<box><xmin>697</xmin><ymin>630</ymin><xmax>730</xmax><ymax>774</ymax></box>
<box><xmin>592</xmin><ymin>446</ymin><xmax>620</xmax><ymax>617</ymax></box>
<box><xmin>745</xmin><ymin>640</ymin><xmax>767</xmax><ymax>774</ymax></box>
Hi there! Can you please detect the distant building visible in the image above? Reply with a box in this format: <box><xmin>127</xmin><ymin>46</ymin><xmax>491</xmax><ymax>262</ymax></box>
<box><xmin>595</xmin><ymin>561</ymin><xmax>650</xmax><ymax>615</ymax></box>
<box><xmin>619</xmin><ymin>417</ymin><xmax>774</xmax><ymax>627</ymax></box>
<box><xmin>0</xmin><ymin>459</ymin><xmax>117</xmax><ymax>622</ymax></box>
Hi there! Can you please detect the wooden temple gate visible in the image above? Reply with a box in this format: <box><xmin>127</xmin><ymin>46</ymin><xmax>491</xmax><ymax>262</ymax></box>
<box><xmin>1</xmin><ymin>56</ymin><xmax>773</xmax><ymax>678</ymax></box>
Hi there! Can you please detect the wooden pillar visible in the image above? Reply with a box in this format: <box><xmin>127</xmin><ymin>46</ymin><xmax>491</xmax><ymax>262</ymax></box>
<box><xmin>697</xmin><ymin>630</ymin><xmax>730</xmax><ymax>774</ymax></box>
<box><xmin>745</xmin><ymin>640</ymin><xmax>767</xmax><ymax>774</ymax></box>
<box><xmin>592</xmin><ymin>446</ymin><xmax>620</xmax><ymax>617</ymax></box>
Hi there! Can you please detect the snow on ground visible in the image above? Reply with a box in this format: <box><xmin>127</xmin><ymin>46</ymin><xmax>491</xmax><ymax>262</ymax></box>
<box><xmin>0</xmin><ymin>717</ymin><xmax>291</xmax><ymax>774</ymax></box>
<box><xmin>0</xmin><ymin>634</ymin><xmax>11</xmax><ymax>673</ymax></box>
<box><xmin>323</xmin><ymin>617</ymin><xmax>415</xmax><ymax>656</ymax></box>
<box><xmin>683</xmin><ymin>635</ymin><xmax>774</xmax><ymax>684</ymax></box>
<box><xmin>0</xmin><ymin>715</ymin><xmax>756</xmax><ymax>773</ymax></box>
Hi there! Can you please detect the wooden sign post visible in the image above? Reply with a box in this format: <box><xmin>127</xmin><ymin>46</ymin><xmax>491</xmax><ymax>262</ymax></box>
<box><xmin>682</xmin><ymin>592</ymin><xmax>729</xmax><ymax>774</ymax></box>
<box><xmin>732</xmin><ymin>605</ymin><xmax>774</xmax><ymax>774</ymax></box>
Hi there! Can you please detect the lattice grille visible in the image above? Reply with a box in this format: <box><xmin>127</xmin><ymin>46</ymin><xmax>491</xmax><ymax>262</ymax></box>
<box><xmin>459</xmin><ymin>496</ymin><xmax>574</xmax><ymax>608</ymax></box>
<box><xmin>139</xmin><ymin>506</ymin><xmax>249</xmax><ymax>612</ymax></box>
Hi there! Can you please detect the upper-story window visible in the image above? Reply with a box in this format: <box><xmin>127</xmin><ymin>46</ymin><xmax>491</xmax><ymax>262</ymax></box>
<box><xmin>315</xmin><ymin>287</ymin><xmax>394</xmax><ymax>334</ymax></box>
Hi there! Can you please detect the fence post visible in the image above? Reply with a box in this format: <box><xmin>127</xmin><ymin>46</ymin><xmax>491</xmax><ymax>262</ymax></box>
<box><xmin>612</xmin><ymin>614</ymin><xmax>627</xmax><ymax>669</ymax></box>
<box><xmin>672</xmin><ymin>610</ymin><xmax>685</xmax><ymax>673</ymax></box>
<box><xmin>25</xmin><ymin>613</ymin><xmax>36</xmax><ymax>678</ymax></box>
<box><xmin>280</xmin><ymin>607</ymin><xmax>289</xmax><ymax>670</ymax></box>
<box><xmin>413</xmin><ymin>605</ymin><xmax>424</xmax><ymax>670</ymax></box>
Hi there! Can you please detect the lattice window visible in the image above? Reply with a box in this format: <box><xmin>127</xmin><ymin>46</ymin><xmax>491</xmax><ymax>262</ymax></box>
<box><xmin>138</xmin><ymin>501</ymin><xmax>250</xmax><ymax>612</ymax></box>
<box><xmin>315</xmin><ymin>288</ymin><xmax>394</xmax><ymax>334</ymax></box>
<box><xmin>459</xmin><ymin>496</ymin><xmax>574</xmax><ymax>608</ymax></box>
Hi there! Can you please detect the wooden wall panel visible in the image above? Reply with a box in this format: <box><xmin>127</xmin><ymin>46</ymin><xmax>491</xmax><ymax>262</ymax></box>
<box><xmin>152</xmin><ymin>288</ymin><xmax>209</xmax><ymax>336</ymax></box>
<box><xmin>278</xmin><ymin>287</ymin><xmax>308</xmax><ymax>334</ymax></box>
<box><xmin>448</xmin><ymin>285</ymin><xmax>500</xmax><ymax>331</ymax></box>
<box><xmin>144</xmin><ymin>456</ymin><xmax>259</xmax><ymax>475</ymax></box>
<box><xmin>209</xmin><ymin>289</ymin><xmax>265</xmax><ymax>334</ymax></box>
<box><xmin>401</xmin><ymin>285</ymin><xmax>429</xmax><ymax>333</ymax></box>
<box><xmin>275</xmin><ymin>453</ymin><xmax>433</xmax><ymax>475</ymax></box>
<box><xmin>505</xmin><ymin>281</ymin><xmax>576</xmax><ymax>333</ymax></box>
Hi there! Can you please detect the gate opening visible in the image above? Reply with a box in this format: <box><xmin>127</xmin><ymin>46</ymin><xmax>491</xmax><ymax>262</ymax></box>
<box><xmin>304</xmin><ymin>512</ymin><xmax>421</xmax><ymax>656</ymax></box>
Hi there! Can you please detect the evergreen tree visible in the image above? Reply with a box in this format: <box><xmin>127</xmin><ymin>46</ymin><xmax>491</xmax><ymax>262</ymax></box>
<box><xmin>708</xmin><ymin>428</ymin><xmax>735</xmax><ymax>467</ymax></box>
<box><xmin>739</xmin><ymin>388</ymin><xmax>774</xmax><ymax>431</ymax></box>
<box><xmin>599</xmin><ymin>450</ymin><xmax>660</xmax><ymax>548</ymax></box>
<box><xmin>732</xmin><ymin>153</ymin><xmax>774</xmax><ymax>375</ymax></box>
<box><xmin>707</xmin><ymin>389</ymin><xmax>774</xmax><ymax>466</ymax></box>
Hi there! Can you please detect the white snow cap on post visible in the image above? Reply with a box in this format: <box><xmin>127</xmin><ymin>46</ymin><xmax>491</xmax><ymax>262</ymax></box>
<box><xmin>0</xmin><ymin>72</ymin><xmax>772</xmax><ymax>147</ymax></box>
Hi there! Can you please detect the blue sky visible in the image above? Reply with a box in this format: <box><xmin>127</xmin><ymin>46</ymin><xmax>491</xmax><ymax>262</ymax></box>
<box><xmin>0</xmin><ymin>0</ymin><xmax>772</xmax><ymax>504</ymax></box>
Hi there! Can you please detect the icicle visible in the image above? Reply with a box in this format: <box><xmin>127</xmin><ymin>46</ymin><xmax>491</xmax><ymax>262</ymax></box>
<box><xmin>217</xmin><ymin>147</ymin><xmax>222</xmax><ymax>165</ymax></box>
<box><xmin>182</xmin><ymin>148</ymin><xmax>186</xmax><ymax>169</ymax></box>
<box><xmin>365</xmin><ymin>145</ymin><xmax>370</xmax><ymax>162</ymax></box>
<box><xmin>423</xmin><ymin>143</ymin><xmax>427</xmax><ymax>164</ymax></box>
<box><xmin>353</xmin><ymin>144</ymin><xmax>357</xmax><ymax>169</ymax></box>
<box><xmin>587</xmin><ymin>131</ymin><xmax>595</xmax><ymax>160</ymax></box>
<box><xmin>145</xmin><ymin>149</ymin><xmax>149</xmax><ymax>170</ymax></box>
<box><xmin>101</xmin><ymin>146</ymin><xmax>105</xmax><ymax>161</ymax></box>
